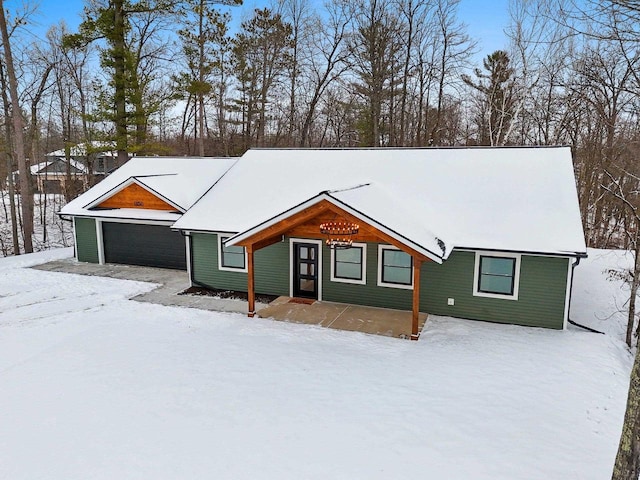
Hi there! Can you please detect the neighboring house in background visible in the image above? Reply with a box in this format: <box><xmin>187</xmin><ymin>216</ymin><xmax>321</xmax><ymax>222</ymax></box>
<box><xmin>60</xmin><ymin>147</ymin><xmax>587</xmax><ymax>338</ymax></box>
<box><xmin>8</xmin><ymin>142</ymin><xmax>131</xmax><ymax>195</ymax></box>
<box><xmin>19</xmin><ymin>141</ymin><xmax>132</xmax><ymax>194</ymax></box>
<box><xmin>45</xmin><ymin>141</ymin><xmax>125</xmax><ymax>178</ymax></box>
<box><xmin>26</xmin><ymin>158</ymin><xmax>87</xmax><ymax>194</ymax></box>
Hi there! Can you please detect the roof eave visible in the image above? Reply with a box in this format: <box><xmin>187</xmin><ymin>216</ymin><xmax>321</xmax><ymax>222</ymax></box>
<box><xmin>454</xmin><ymin>245</ymin><xmax>588</xmax><ymax>258</ymax></box>
<box><xmin>224</xmin><ymin>192</ymin><xmax>445</xmax><ymax>264</ymax></box>
<box><xmin>83</xmin><ymin>176</ymin><xmax>186</xmax><ymax>213</ymax></box>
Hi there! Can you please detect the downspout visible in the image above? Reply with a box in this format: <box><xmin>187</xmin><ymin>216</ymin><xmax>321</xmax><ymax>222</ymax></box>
<box><xmin>567</xmin><ymin>255</ymin><xmax>605</xmax><ymax>334</ymax></box>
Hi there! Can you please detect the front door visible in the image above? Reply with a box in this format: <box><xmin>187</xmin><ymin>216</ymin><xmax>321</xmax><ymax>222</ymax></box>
<box><xmin>293</xmin><ymin>242</ymin><xmax>319</xmax><ymax>299</ymax></box>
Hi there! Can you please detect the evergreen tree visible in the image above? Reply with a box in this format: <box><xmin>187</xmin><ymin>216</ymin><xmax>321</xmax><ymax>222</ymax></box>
<box><xmin>64</xmin><ymin>0</ymin><xmax>172</xmax><ymax>165</ymax></box>
<box><xmin>349</xmin><ymin>0</ymin><xmax>403</xmax><ymax>147</ymax></box>
<box><xmin>462</xmin><ymin>50</ymin><xmax>516</xmax><ymax>146</ymax></box>
<box><xmin>232</xmin><ymin>8</ymin><xmax>293</xmax><ymax>148</ymax></box>
<box><xmin>176</xmin><ymin>0</ymin><xmax>233</xmax><ymax>156</ymax></box>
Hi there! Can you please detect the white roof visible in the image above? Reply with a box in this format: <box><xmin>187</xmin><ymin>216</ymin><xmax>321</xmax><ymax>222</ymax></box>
<box><xmin>46</xmin><ymin>141</ymin><xmax>117</xmax><ymax>158</ymax></box>
<box><xmin>60</xmin><ymin>156</ymin><xmax>237</xmax><ymax>218</ymax></box>
<box><xmin>29</xmin><ymin>159</ymin><xmax>87</xmax><ymax>175</ymax></box>
<box><xmin>173</xmin><ymin>147</ymin><xmax>587</xmax><ymax>260</ymax></box>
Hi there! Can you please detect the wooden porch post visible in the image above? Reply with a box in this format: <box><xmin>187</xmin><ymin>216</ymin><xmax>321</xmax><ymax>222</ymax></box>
<box><xmin>247</xmin><ymin>245</ymin><xmax>255</xmax><ymax>317</ymax></box>
<box><xmin>411</xmin><ymin>258</ymin><xmax>422</xmax><ymax>340</ymax></box>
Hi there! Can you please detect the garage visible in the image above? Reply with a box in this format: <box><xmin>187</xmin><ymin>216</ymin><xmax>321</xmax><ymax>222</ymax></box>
<box><xmin>102</xmin><ymin>222</ymin><xmax>187</xmax><ymax>270</ymax></box>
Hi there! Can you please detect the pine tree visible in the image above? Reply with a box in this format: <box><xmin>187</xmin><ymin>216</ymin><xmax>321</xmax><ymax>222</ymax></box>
<box><xmin>232</xmin><ymin>8</ymin><xmax>293</xmax><ymax>148</ymax></box>
<box><xmin>64</xmin><ymin>0</ymin><xmax>173</xmax><ymax>165</ymax></box>
<box><xmin>176</xmin><ymin>0</ymin><xmax>234</xmax><ymax>156</ymax></box>
<box><xmin>349</xmin><ymin>0</ymin><xmax>404</xmax><ymax>147</ymax></box>
<box><xmin>462</xmin><ymin>50</ymin><xmax>516</xmax><ymax>146</ymax></box>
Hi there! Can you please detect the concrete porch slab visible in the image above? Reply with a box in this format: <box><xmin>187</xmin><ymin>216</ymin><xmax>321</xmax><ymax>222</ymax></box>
<box><xmin>257</xmin><ymin>297</ymin><xmax>428</xmax><ymax>339</ymax></box>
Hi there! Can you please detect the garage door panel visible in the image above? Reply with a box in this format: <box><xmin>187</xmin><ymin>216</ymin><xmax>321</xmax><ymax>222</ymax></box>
<box><xmin>102</xmin><ymin>222</ymin><xmax>186</xmax><ymax>270</ymax></box>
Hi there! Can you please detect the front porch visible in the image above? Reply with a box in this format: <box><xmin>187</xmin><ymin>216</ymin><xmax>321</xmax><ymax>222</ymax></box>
<box><xmin>257</xmin><ymin>296</ymin><xmax>429</xmax><ymax>339</ymax></box>
<box><xmin>229</xmin><ymin>197</ymin><xmax>440</xmax><ymax>340</ymax></box>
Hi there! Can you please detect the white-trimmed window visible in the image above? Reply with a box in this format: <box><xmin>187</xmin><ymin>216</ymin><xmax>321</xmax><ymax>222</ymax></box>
<box><xmin>473</xmin><ymin>251</ymin><xmax>521</xmax><ymax>300</ymax></box>
<box><xmin>377</xmin><ymin>245</ymin><xmax>413</xmax><ymax>289</ymax></box>
<box><xmin>330</xmin><ymin>243</ymin><xmax>366</xmax><ymax>285</ymax></box>
<box><xmin>218</xmin><ymin>236</ymin><xmax>247</xmax><ymax>272</ymax></box>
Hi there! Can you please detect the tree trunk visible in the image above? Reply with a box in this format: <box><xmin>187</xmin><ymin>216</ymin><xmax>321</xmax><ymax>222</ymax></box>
<box><xmin>0</xmin><ymin>59</ymin><xmax>19</xmax><ymax>255</ymax></box>
<box><xmin>0</xmin><ymin>0</ymin><xmax>33</xmax><ymax>253</ymax></box>
<box><xmin>612</xmin><ymin>343</ymin><xmax>640</xmax><ymax>480</ymax></box>
<box><xmin>431</xmin><ymin>30</ymin><xmax>448</xmax><ymax>146</ymax></box>
<box><xmin>113</xmin><ymin>0</ymin><xmax>128</xmax><ymax>167</ymax></box>
<box><xmin>3</xmin><ymin>149</ymin><xmax>18</xmax><ymax>255</ymax></box>
<box><xmin>197</xmin><ymin>0</ymin><xmax>205</xmax><ymax>157</ymax></box>
<box><xmin>630</xmin><ymin>240</ymin><xmax>640</xmax><ymax>347</ymax></box>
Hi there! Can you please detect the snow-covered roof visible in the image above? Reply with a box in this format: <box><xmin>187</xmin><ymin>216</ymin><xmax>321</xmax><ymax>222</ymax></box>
<box><xmin>173</xmin><ymin>147</ymin><xmax>587</xmax><ymax>260</ymax></box>
<box><xmin>46</xmin><ymin>141</ymin><xmax>117</xmax><ymax>158</ymax></box>
<box><xmin>29</xmin><ymin>159</ymin><xmax>87</xmax><ymax>175</ymax></box>
<box><xmin>60</xmin><ymin>156</ymin><xmax>237</xmax><ymax>218</ymax></box>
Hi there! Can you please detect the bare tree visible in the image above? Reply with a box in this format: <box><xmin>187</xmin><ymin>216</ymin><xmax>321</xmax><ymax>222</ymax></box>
<box><xmin>297</xmin><ymin>0</ymin><xmax>352</xmax><ymax>146</ymax></box>
<box><xmin>0</xmin><ymin>0</ymin><xmax>33</xmax><ymax>253</ymax></box>
<box><xmin>613</xmin><ymin>328</ymin><xmax>640</xmax><ymax>480</ymax></box>
<box><xmin>607</xmin><ymin>160</ymin><xmax>640</xmax><ymax>480</ymax></box>
<box><xmin>0</xmin><ymin>59</ymin><xmax>19</xmax><ymax>255</ymax></box>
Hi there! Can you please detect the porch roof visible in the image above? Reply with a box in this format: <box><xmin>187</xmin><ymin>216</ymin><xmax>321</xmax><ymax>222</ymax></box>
<box><xmin>225</xmin><ymin>189</ymin><xmax>446</xmax><ymax>263</ymax></box>
<box><xmin>173</xmin><ymin>147</ymin><xmax>587</xmax><ymax>258</ymax></box>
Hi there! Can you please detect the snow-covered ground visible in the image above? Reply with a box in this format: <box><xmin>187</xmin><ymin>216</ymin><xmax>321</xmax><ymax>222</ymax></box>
<box><xmin>0</xmin><ymin>193</ymin><xmax>73</xmax><ymax>256</ymax></box>
<box><xmin>570</xmin><ymin>248</ymin><xmax>635</xmax><ymax>341</ymax></box>
<box><xmin>0</xmin><ymin>248</ymin><xmax>633</xmax><ymax>479</ymax></box>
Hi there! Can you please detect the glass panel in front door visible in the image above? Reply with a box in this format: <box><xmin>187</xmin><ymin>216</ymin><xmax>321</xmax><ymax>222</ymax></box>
<box><xmin>294</xmin><ymin>243</ymin><xmax>318</xmax><ymax>299</ymax></box>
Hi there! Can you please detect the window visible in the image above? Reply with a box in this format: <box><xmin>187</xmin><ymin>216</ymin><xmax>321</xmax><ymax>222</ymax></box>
<box><xmin>219</xmin><ymin>236</ymin><xmax>247</xmax><ymax>272</ymax></box>
<box><xmin>330</xmin><ymin>244</ymin><xmax>366</xmax><ymax>285</ymax></box>
<box><xmin>377</xmin><ymin>245</ymin><xmax>413</xmax><ymax>289</ymax></box>
<box><xmin>473</xmin><ymin>252</ymin><xmax>521</xmax><ymax>300</ymax></box>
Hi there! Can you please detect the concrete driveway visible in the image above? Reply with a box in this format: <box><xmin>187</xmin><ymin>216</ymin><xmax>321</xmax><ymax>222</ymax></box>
<box><xmin>33</xmin><ymin>258</ymin><xmax>268</xmax><ymax>314</ymax></box>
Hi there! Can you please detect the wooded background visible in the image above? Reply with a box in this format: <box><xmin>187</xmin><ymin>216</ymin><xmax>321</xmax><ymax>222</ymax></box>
<box><xmin>0</xmin><ymin>0</ymin><xmax>639</xmax><ymax>255</ymax></box>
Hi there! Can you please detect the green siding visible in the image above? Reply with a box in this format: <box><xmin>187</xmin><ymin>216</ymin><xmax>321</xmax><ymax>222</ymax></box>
<box><xmin>189</xmin><ymin>233</ymin><xmax>569</xmax><ymax>329</ymax></box>
<box><xmin>323</xmin><ymin>246</ymin><xmax>568</xmax><ymax>329</ymax></box>
<box><xmin>322</xmin><ymin>244</ymin><xmax>413</xmax><ymax>310</ymax></box>
<box><xmin>421</xmin><ymin>251</ymin><xmax>569</xmax><ymax>329</ymax></box>
<box><xmin>74</xmin><ymin>217</ymin><xmax>99</xmax><ymax>263</ymax></box>
<box><xmin>191</xmin><ymin>233</ymin><xmax>289</xmax><ymax>296</ymax></box>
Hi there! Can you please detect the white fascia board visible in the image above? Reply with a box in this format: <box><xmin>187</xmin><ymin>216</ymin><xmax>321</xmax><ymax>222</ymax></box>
<box><xmin>82</xmin><ymin>177</ymin><xmax>185</xmax><ymax>213</ymax></box>
<box><xmin>454</xmin><ymin>246</ymin><xmax>588</xmax><ymax>259</ymax></box>
<box><xmin>68</xmin><ymin>211</ymin><xmax>180</xmax><ymax>225</ymax></box>
<box><xmin>97</xmin><ymin>217</ymin><xmax>176</xmax><ymax>226</ymax></box>
<box><xmin>225</xmin><ymin>192</ymin><xmax>444</xmax><ymax>264</ymax></box>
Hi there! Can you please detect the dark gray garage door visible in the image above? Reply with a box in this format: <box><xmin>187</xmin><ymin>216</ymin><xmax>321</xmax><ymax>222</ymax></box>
<box><xmin>102</xmin><ymin>222</ymin><xmax>187</xmax><ymax>270</ymax></box>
